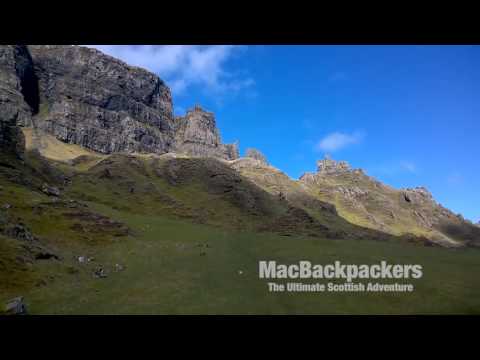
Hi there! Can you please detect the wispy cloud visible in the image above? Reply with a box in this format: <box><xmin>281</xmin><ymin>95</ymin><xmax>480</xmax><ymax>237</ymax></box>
<box><xmin>86</xmin><ymin>45</ymin><xmax>254</xmax><ymax>97</ymax></box>
<box><xmin>315</xmin><ymin>131</ymin><xmax>365</xmax><ymax>152</ymax></box>
<box><xmin>447</xmin><ymin>172</ymin><xmax>463</xmax><ymax>185</ymax></box>
<box><xmin>400</xmin><ymin>161</ymin><xmax>417</xmax><ymax>173</ymax></box>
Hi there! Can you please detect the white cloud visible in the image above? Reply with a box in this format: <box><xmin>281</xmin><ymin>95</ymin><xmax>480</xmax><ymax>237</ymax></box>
<box><xmin>86</xmin><ymin>45</ymin><xmax>254</xmax><ymax>96</ymax></box>
<box><xmin>315</xmin><ymin>131</ymin><xmax>365</xmax><ymax>152</ymax></box>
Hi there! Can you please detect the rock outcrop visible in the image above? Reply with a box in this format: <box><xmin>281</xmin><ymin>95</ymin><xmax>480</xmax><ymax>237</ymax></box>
<box><xmin>297</xmin><ymin>157</ymin><xmax>480</xmax><ymax>247</ymax></box>
<box><xmin>0</xmin><ymin>45</ymin><xmax>34</xmax><ymax>156</ymax></box>
<box><xmin>1</xmin><ymin>45</ymin><xmax>238</xmax><ymax>161</ymax></box>
<box><xmin>402</xmin><ymin>187</ymin><xmax>433</xmax><ymax>205</ymax></box>
<box><xmin>173</xmin><ymin>105</ymin><xmax>238</xmax><ymax>160</ymax></box>
<box><xmin>245</xmin><ymin>148</ymin><xmax>268</xmax><ymax>165</ymax></box>
<box><xmin>316</xmin><ymin>157</ymin><xmax>352</xmax><ymax>174</ymax></box>
<box><xmin>27</xmin><ymin>45</ymin><xmax>175</xmax><ymax>154</ymax></box>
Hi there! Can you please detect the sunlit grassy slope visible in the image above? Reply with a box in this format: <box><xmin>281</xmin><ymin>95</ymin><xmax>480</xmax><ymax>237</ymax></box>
<box><xmin>22</xmin><ymin>127</ymin><xmax>105</xmax><ymax>163</ymax></box>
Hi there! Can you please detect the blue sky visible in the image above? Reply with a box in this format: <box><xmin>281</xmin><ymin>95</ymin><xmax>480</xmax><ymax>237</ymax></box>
<box><xmin>91</xmin><ymin>45</ymin><xmax>480</xmax><ymax>222</ymax></box>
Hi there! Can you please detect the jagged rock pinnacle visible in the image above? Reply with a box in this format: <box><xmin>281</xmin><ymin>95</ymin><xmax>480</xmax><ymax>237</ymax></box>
<box><xmin>316</xmin><ymin>156</ymin><xmax>351</xmax><ymax>174</ymax></box>
<box><xmin>245</xmin><ymin>148</ymin><xmax>268</xmax><ymax>165</ymax></box>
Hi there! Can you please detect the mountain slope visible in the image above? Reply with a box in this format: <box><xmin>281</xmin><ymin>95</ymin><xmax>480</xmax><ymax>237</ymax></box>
<box><xmin>1</xmin><ymin>149</ymin><xmax>480</xmax><ymax>314</ymax></box>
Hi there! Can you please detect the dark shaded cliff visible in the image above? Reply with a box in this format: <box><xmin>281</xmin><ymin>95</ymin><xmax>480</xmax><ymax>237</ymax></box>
<box><xmin>27</xmin><ymin>45</ymin><xmax>175</xmax><ymax>154</ymax></box>
<box><xmin>0</xmin><ymin>45</ymin><xmax>35</xmax><ymax>156</ymax></box>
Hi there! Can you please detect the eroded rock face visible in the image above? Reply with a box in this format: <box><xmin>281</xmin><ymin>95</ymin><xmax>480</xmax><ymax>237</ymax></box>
<box><xmin>316</xmin><ymin>157</ymin><xmax>351</xmax><ymax>174</ymax></box>
<box><xmin>402</xmin><ymin>187</ymin><xmax>434</xmax><ymax>205</ymax></box>
<box><xmin>1</xmin><ymin>45</ymin><xmax>238</xmax><ymax>161</ymax></box>
<box><xmin>0</xmin><ymin>45</ymin><xmax>34</xmax><ymax>156</ymax></box>
<box><xmin>245</xmin><ymin>148</ymin><xmax>268</xmax><ymax>165</ymax></box>
<box><xmin>174</xmin><ymin>105</ymin><xmax>239</xmax><ymax>160</ymax></box>
<box><xmin>298</xmin><ymin>157</ymin><xmax>480</xmax><ymax>247</ymax></box>
<box><xmin>27</xmin><ymin>45</ymin><xmax>175</xmax><ymax>154</ymax></box>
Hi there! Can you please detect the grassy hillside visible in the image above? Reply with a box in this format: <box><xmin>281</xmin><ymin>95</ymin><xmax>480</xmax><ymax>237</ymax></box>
<box><xmin>232</xmin><ymin>158</ymin><xmax>480</xmax><ymax>248</ymax></box>
<box><xmin>2</xmin><ymin>208</ymin><xmax>480</xmax><ymax>315</ymax></box>
<box><xmin>1</xmin><ymin>149</ymin><xmax>479</xmax><ymax>314</ymax></box>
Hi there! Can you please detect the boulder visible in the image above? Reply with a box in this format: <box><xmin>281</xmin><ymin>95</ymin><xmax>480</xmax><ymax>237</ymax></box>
<box><xmin>93</xmin><ymin>267</ymin><xmax>107</xmax><ymax>279</ymax></box>
<box><xmin>41</xmin><ymin>183</ymin><xmax>60</xmax><ymax>197</ymax></box>
<box><xmin>114</xmin><ymin>263</ymin><xmax>125</xmax><ymax>272</ymax></box>
<box><xmin>3</xmin><ymin>297</ymin><xmax>27</xmax><ymax>315</ymax></box>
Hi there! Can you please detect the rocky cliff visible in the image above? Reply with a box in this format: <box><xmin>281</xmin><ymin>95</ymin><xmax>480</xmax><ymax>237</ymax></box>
<box><xmin>2</xmin><ymin>44</ymin><xmax>477</xmax><ymax>248</ymax></box>
<box><xmin>1</xmin><ymin>45</ymin><xmax>237</xmax><ymax>160</ymax></box>
<box><xmin>173</xmin><ymin>105</ymin><xmax>238</xmax><ymax>160</ymax></box>
<box><xmin>245</xmin><ymin>148</ymin><xmax>268</xmax><ymax>165</ymax></box>
<box><xmin>26</xmin><ymin>45</ymin><xmax>175</xmax><ymax>154</ymax></box>
<box><xmin>0</xmin><ymin>45</ymin><xmax>34</xmax><ymax>156</ymax></box>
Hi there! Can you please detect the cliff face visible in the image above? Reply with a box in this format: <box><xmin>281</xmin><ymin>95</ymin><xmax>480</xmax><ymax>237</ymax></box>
<box><xmin>174</xmin><ymin>105</ymin><xmax>239</xmax><ymax>160</ymax></box>
<box><xmin>0</xmin><ymin>45</ymin><xmax>35</xmax><ymax>156</ymax></box>
<box><xmin>26</xmin><ymin>45</ymin><xmax>175</xmax><ymax>154</ymax></box>
<box><xmin>0</xmin><ymin>45</ymin><xmax>238</xmax><ymax>160</ymax></box>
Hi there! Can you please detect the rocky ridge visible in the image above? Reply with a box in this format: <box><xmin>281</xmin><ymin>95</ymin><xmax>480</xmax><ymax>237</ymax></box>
<box><xmin>295</xmin><ymin>156</ymin><xmax>480</xmax><ymax>247</ymax></box>
<box><xmin>1</xmin><ymin>44</ymin><xmax>478</xmax><ymax>248</ymax></box>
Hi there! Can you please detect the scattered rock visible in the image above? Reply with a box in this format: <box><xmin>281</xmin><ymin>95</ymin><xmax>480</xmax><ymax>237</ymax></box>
<box><xmin>5</xmin><ymin>223</ymin><xmax>35</xmax><ymax>241</ymax></box>
<box><xmin>3</xmin><ymin>297</ymin><xmax>27</xmax><ymax>315</ymax></box>
<box><xmin>336</xmin><ymin>186</ymin><xmax>368</xmax><ymax>199</ymax></box>
<box><xmin>114</xmin><ymin>263</ymin><xmax>125</xmax><ymax>272</ymax></box>
<box><xmin>35</xmin><ymin>251</ymin><xmax>60</xmax><ymax>260</ymax></box>
<box><xmin>2</xmin><ymin>203</ymin><xmax>11</xmax><ymax>210</ymax></box>
<box><xmin>93</xmin><ymin>267</ymin><xmax>107</xmax><ymax>279</ymax></box>
<box><xmin>41</xmin><ymin>183</ymin><xmax>60</xmax><ymax>197</ymax></box>
<box><xmin>77</xmin><ymin>256</ymin><xmax>86</xmax><ymax>263</ymax></box>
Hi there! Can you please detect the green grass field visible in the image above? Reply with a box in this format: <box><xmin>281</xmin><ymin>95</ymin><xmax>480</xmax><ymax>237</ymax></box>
<box><xmin>1</xmin><ymin>152</ymin><xmax>479</xmax><ymax>314</ymax></box>
<box><xmin>3</xmin><ymin>204</ymin><xmax>479</xmax><ymax>315</ymax></box>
